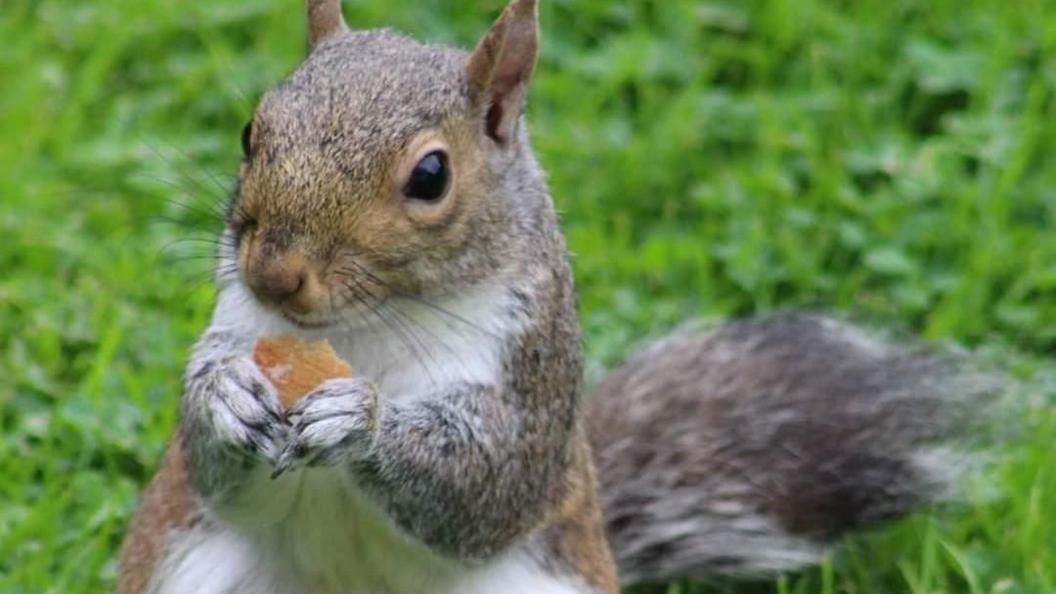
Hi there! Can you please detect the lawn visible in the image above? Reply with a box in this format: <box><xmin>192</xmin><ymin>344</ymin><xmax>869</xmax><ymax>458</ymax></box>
<box><xmin>1</xmin><ymin>0</ymin><xmax>1054</xmax><ymax>592</ymax></box>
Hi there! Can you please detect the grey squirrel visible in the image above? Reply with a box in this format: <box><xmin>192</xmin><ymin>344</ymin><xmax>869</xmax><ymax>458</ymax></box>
<box><xmin>116</xmin><ymin>1</ymin><xmax>985</xmax><ymax>592</ymax></box>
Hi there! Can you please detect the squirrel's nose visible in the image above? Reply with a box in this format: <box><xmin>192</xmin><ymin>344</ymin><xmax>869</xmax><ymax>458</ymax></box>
<box><xmin>247</xmin><ymin>260</ymin><xmax>307</xmax><ymax>307</ymax></box>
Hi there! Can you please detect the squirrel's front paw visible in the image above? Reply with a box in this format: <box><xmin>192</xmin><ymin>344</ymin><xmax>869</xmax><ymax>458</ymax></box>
<box><xmin>273</xmin><ymin>377</ymin><xmax>378</xmax><ymax>477</ymax></box>
<box><xmin>193</xmin><ymin>356</ymin><xmax>286</xmax><ymax>463</ymax></box>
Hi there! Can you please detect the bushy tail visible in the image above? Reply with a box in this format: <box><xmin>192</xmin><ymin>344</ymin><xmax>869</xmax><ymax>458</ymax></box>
<box><xmin>586</xmin><ymin>314</ymin><xmax>995</xmax><ymax>585</ymax></box>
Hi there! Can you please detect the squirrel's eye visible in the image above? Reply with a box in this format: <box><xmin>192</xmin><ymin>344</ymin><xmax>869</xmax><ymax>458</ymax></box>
<box><xmin>240</xmin><ymin>120</ymin><xmax>253</xmax><ymax>158</ymax></box>
<box><xmin>403</xmin><ymin>150</ymin><xmax>450</xmax><ymax>202</ymax></box>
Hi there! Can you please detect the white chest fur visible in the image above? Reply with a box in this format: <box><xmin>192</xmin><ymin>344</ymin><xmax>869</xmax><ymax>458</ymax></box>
<box><xmin>150</xmin><ymin>283</ymin><xmax>591</xmax><ymax>593</ymax></box>
<box><xmin>210</xmin><ymin>281</ymin><xmax>524</xmax><ymax>400</ymax></box>
<box><xmin>325</xmin><ymin>283</ymin><xmax>524</xmax><ymax>401</ymax></box>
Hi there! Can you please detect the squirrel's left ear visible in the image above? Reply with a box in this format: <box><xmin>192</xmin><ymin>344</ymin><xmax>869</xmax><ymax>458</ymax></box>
<box><xmin>306</xmin><ymin>0</ymin><xmax>349</xmax><ymax>49</ymax></box>
<box><xmin>466</xmin><ymin>0</ymin><xmax>539</xmax><ymax>145</ymax></box>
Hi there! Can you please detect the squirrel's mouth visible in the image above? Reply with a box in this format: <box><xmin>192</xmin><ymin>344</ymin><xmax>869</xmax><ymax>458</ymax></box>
<box><xmin>277</xmin><ymin>308</ymin><xmax>337</xmax><ymax>330</ymax></box>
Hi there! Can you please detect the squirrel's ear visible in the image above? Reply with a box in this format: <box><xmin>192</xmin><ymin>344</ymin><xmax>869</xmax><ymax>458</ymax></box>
<box><xmin>306</xmin><ymin>0</ymin><xmax>349</xmax><ymax>49</ymax></box>
<box><xmin>466</xmin><ymin>0</ymin><xmax>539</xmax><ymax>145</ymax></box>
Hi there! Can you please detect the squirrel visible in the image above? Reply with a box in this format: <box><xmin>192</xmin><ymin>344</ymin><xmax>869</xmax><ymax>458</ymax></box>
<box><xmin>116</xmin><ymin>1</ymin><xmax>988</xmax><ymax>593</ymax></box>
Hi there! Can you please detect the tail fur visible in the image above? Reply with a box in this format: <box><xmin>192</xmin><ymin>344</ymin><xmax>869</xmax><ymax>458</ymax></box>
<box><xmin>587</xmin><ymin>313</ymin><xmax>992</xmax><ymax>585</ymax></box>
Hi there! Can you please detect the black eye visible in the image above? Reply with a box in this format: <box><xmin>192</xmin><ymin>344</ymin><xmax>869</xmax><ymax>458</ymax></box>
<box><xmin>240</xmin><ymin>120</ymin><xmax>253</xmax><ymax>158</ymax></box>
<box><xmin>403</xmin><ymin>150</ymin><xmax>450</xmax><ymax>202</ymax></box>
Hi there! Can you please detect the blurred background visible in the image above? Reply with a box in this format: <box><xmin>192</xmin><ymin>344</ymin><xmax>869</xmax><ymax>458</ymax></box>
<box><xmin>1</xmin><ymin>0</ymin><xmax>1054</xmax><ymax>592</ymax></box>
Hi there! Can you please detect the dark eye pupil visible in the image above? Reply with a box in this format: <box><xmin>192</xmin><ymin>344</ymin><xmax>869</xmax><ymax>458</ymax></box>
<box><xmin>240</xmin><ymin>121</ymin><xmax>253</xmax><ymax>157</ymax></box>
<box><xmin>403</xmin><ymin>151</ymin><xmax>449</xmax><ymax>202</ymax></box>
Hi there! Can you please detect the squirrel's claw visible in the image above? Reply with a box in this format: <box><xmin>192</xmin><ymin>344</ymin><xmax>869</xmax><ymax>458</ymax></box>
<box><xmin>270</xmin><ymin>377</ymin><xmax>378</xmax><ymax>479</ymax></box>
<box><xmin>271</xmin><ymin>442</ymin><xmax>304</xmax><ymax>479</ymax></box>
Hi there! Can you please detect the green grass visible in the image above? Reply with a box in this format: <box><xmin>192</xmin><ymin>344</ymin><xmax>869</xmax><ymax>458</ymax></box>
<box><xmin>2</xmin><ymin>0</ymin><xmax>1055</xmax><ymax>592</ymax></box>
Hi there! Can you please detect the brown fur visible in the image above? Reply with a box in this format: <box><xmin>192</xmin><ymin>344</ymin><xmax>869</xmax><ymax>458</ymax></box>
<box><xmin>542</xmin><ymin>433</ymin><xmax>619</xmax><ymax>593</ymax></box>
<box><xmin>234</xmin><ymin>28</ymin><xmax>504</xmax><ymax>326</ymax></box>
<box><xmin>116</xmin><ymin>442</ymin><xmax>195</xmax><ymax>594</ymax></box>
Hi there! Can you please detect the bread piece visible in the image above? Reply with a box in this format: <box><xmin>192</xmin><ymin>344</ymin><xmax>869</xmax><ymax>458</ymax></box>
<box><xmin>252</xmin><ymin>336</ymin><xmax>353</xmax><ymax>409</ymax></box>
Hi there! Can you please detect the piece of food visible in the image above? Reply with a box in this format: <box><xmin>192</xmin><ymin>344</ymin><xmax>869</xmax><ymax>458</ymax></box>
<box><xmin>252</xmin><ymin>336</ymin><xmax>353</xmax><ymax>409</ymax></box>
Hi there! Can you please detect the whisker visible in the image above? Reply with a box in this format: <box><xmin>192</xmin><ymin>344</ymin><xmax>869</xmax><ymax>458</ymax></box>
<box><xmin>353</xmin><ymin>281</ymin><xmax>446</xmax><ymax>385</ymax></box>
<box><xmin>333</xmin><ymin>282</ymin><xmax>405</xmax><ymax>378</ymax></box>
<box><xmin>132</xmin><ymin>174</ymin><xmax>229</xmax><ymax>219</ymax></box>
<box><xmin>368</xmin><ymin>304</ymin><xmax>441</xmax><ymax>389</ymax></box>
<box><xmin>155</xmin><ymin>234</ymin><xmax>233</xmax><ymax>247</ymax></box>
<box><xmin>376</xmin><ymin>299</ymin><xmax>474</xmax><ymax>380</ymax></box>
<box><xmin>338</xmin><ymin>278</ymin><xmax>441</xmax><ymax>390</ymax></box>
<box><xmin>140</xmin><ymin>143</ymin><xmax>230</xmax><ymax>205</ymax></box>
<box><xmin>150</xmin><ymin>141</ymin><xmax>235</xmax><ymax>200</ymax></box>
<box><xmin>152</xmin><ymin>238</ymin><xmax>225</xmax><ymax>267</ymax></box>
<box><xmin>151</xmin><ymin>218</ymin><xmax>224</xmax><ymax>237</ymax></box>
<box><xmin>333</xmin><ymin>261</ymin><xmax>498</xmax><ymax>339</ymax></box>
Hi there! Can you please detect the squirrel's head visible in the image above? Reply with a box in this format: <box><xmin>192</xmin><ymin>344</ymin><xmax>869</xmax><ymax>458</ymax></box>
<box><xmin>227</xmin><ymin>0</ymin><xmax>544</xmax><ymax>328</ymax></box>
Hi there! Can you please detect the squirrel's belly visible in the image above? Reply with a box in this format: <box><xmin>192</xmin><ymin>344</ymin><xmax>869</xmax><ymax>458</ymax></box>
<box><xmin>151</xmin><ymin>466</ymin><xmax>596</xmax><ymax>593</ymax></box>
<box><xmin>276</xmin><ymin>470</ymin><xmax>597</xmax><ymax>593</ymax></box>
<box><xmin>277</xmin><ymin>468</ymin><xmax>458</xmax><ymax>592</ymax></box>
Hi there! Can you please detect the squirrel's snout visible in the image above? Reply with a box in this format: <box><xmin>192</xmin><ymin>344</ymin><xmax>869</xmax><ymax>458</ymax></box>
<box><xmin>245</xmin><ymin>253</ymin><xmax>326</xmax><ymax>316</ymax></box>
<box><xmin>250</xmin><ymin>264</ymin><xmax>305</xmax><ymax>304</ymax></box>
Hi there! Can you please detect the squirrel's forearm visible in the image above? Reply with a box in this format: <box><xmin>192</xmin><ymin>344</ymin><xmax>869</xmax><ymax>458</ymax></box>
<box><xmin>179</xmin><ymin>329</ymin><xmax>263</xmax><ymax>505</ymax></box>
<box><xmin>355</xmin><ymin>383</ymin><xmax>574</xmax><ymax>561</ymax></box>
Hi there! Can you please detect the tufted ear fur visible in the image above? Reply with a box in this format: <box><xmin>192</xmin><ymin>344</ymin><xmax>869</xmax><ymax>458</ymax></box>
<box><xmin>306</xmin><ymin>0</ymin><xmax>349</xmax><ymax>49</ymax></box>
<box><xmin>466</xmin><ymin>0</ymin><xmax>539</xmax><ymax>145</ymax></box>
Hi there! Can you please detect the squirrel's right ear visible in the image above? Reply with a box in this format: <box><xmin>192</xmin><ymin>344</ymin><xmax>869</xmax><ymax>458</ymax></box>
<box><xmin>466</xmin><ymin>0</ymin><xmax>539</xmax><ymax>145</ymax></box>
<box><xmin>306</xmin><ymin>0</ymin><xmax>348</xmax><ymax>49</ymax></box>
